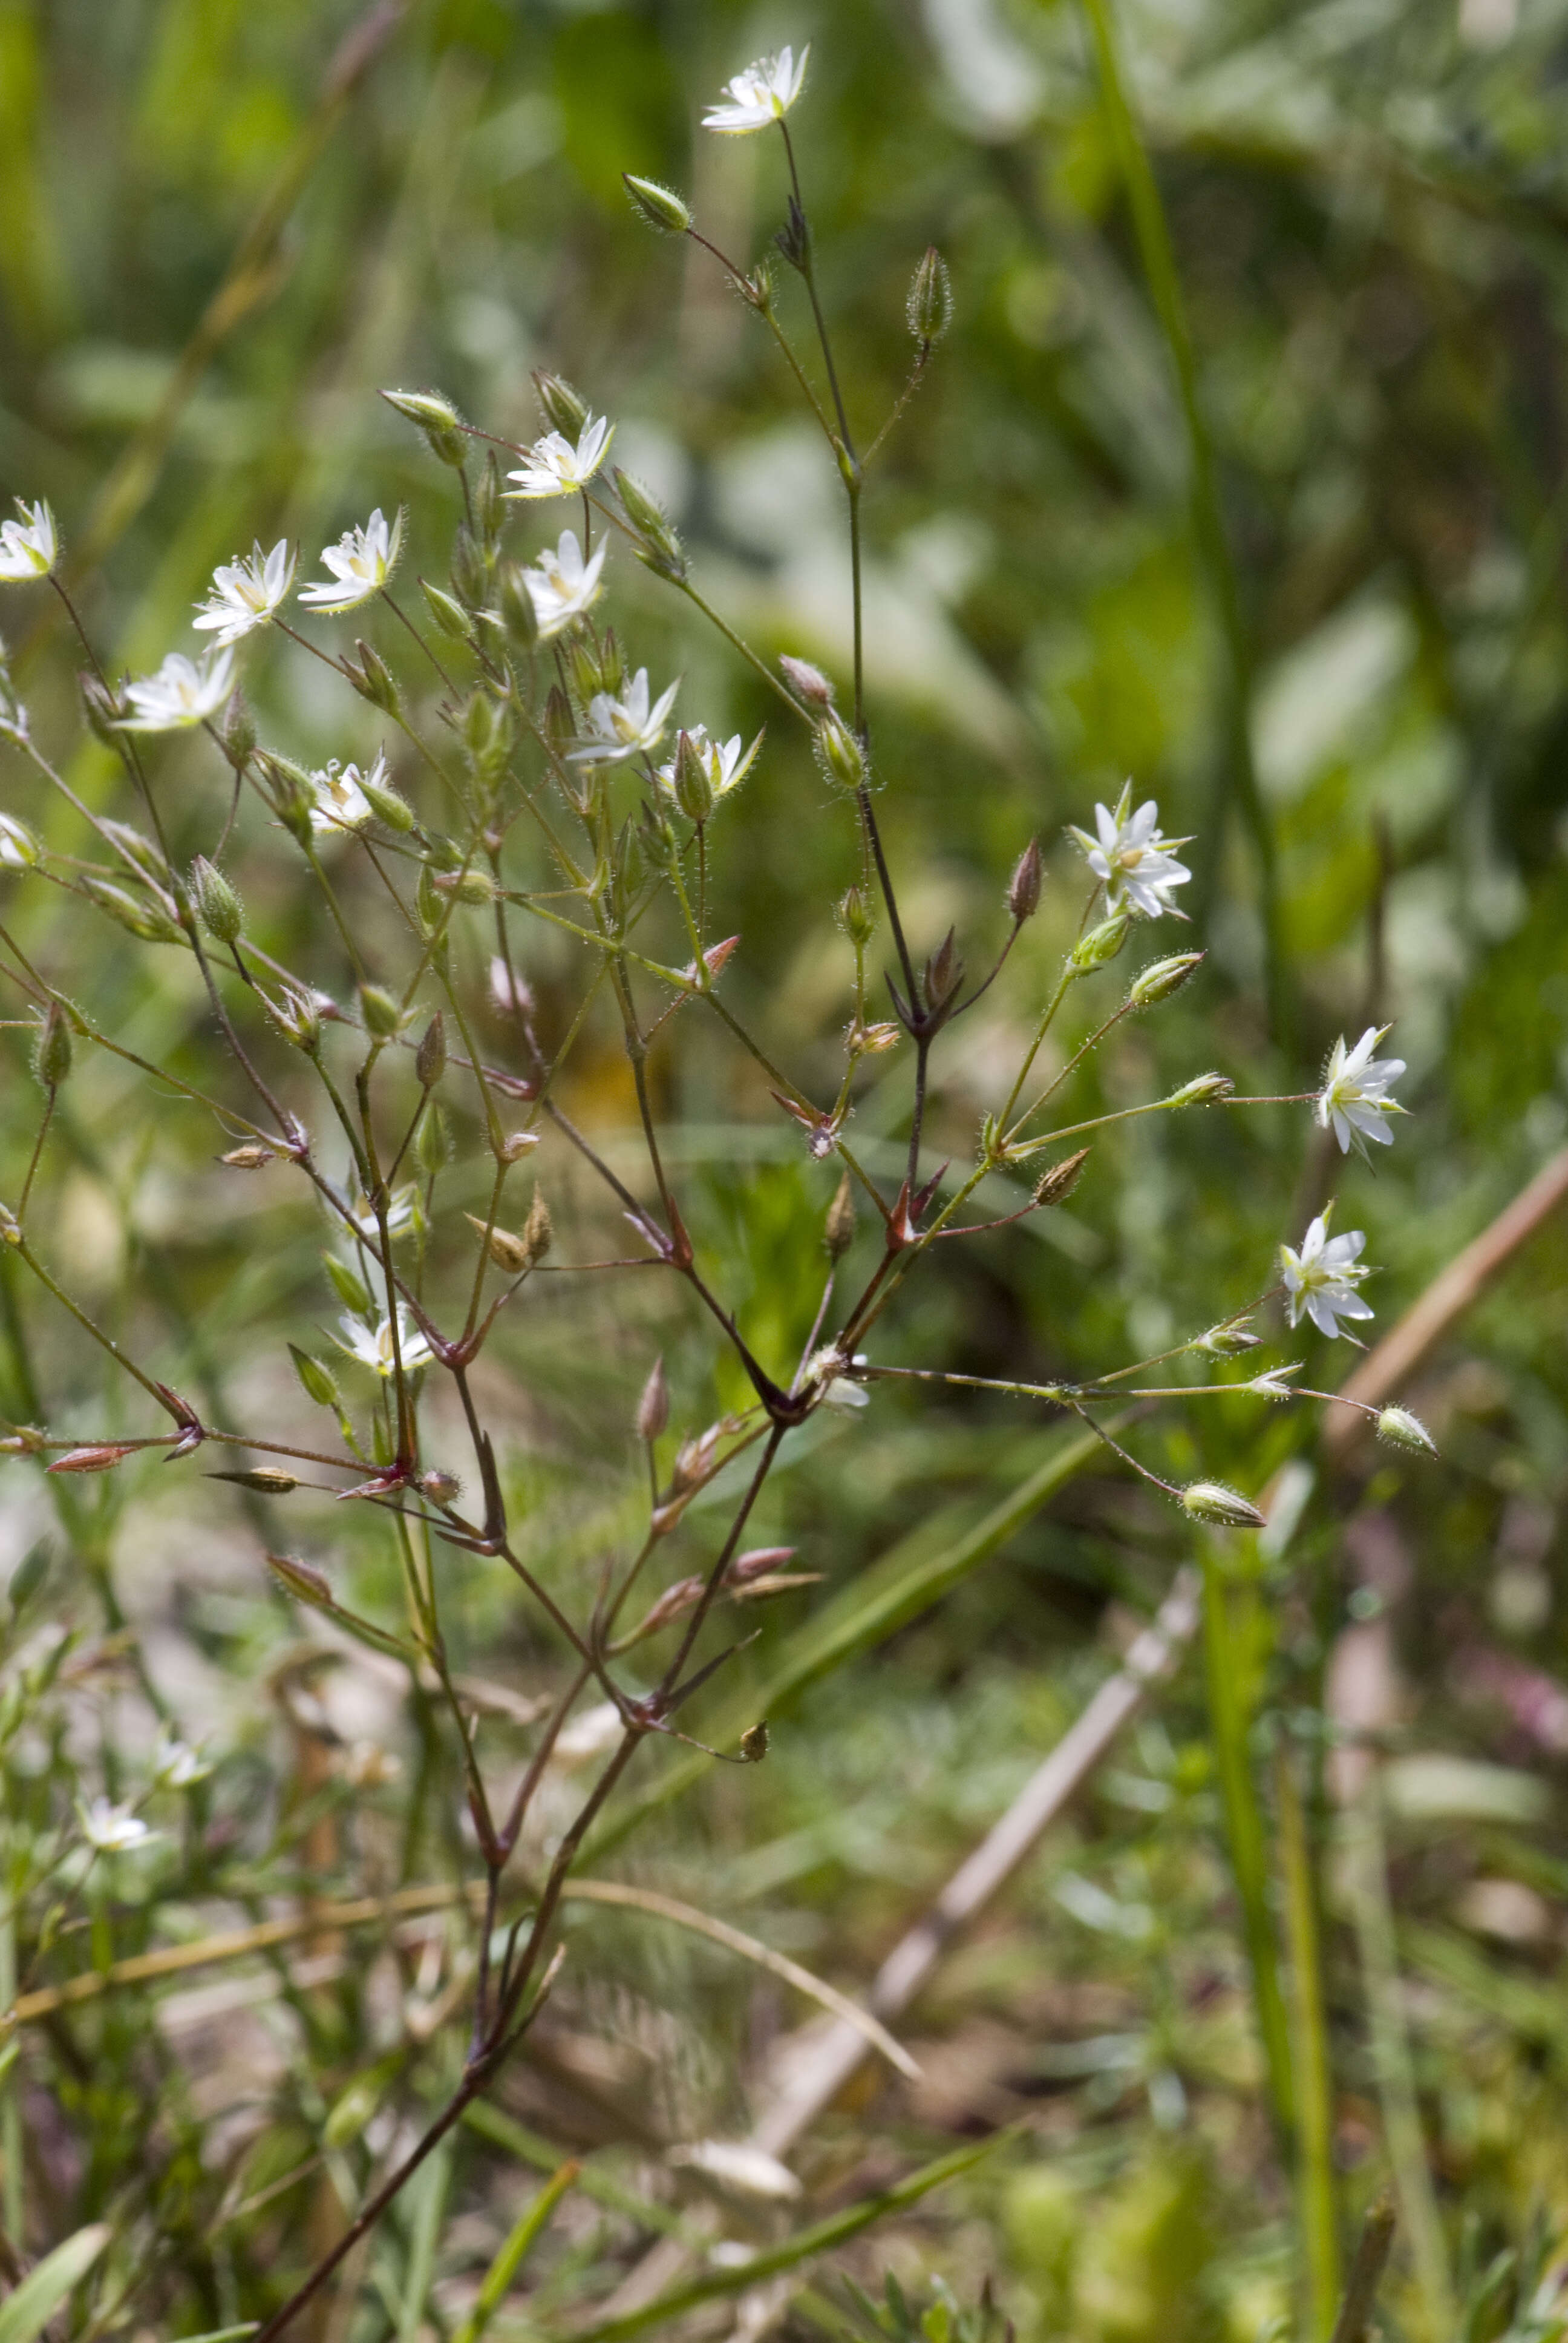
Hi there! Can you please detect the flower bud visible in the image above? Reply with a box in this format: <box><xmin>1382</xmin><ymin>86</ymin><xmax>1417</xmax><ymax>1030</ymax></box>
<box><xmin>636</xmin><ymin>1355</ymin><xmax>670</xmax><ymax>1443</ymax></box>
<box><xmin>1193</xmin><ymin>1320</ymin><xmax>1261</xmax><ymax>1357</ymax></box>
<box><xmin>671</xmin><ymin>730</ymin><xmax>713</xmax><ymax>824</ymax></box>
<box><xmin>416</xmin><ymin>1106</ymin><xmax>449</xmax><ymax>1176</ymax></box>
<box><xmin>325</xmin><ymin>1254</ymin><xmax>373</xmax><ymax>1316</ymax></box>
<box><xmin>533</xmin><ymin>370</ymin><xmax>588</xmax><ymax>436</ymax></box>
<box><xmin>1167</xmin><ymin>1072</ymin><xmax>1233</xmax><ymax>1107</ymax></box>
<box><xmin>290</xmin><ymin>1345</ymin><xmax>339</xmax><ymax>1410</ymax></box>
<box><xmin>1128</xmin><ymin>952</ymin><xmax>1204</xmax><ymax>1009</ymax></box>
<box><xmin>381</xmin><ymin>386</ymin><xmax>467</xmax><ymax>467</ymax></box>
<box><xmin>421</xmin><ymin>578</ymin><xmax>472</xmax><ymax>642</ymax></box>
<box><xmin>451</xmin><ymin>524</ymin><xmax>492</xmax><ymax>610</ymax></box>
<box><xmin>1007</xmin><ymin>839</ymin><xmax>1042</xmax><ymax>922</ymax></box>
<box><xmin>0</xmin><ymin>812</ymin><xmax>40</xmax><ymax>869</ymax></box>
<box><xmin>260</xmin><ymin>753</ymin><xmax>315</xmax><ymax>845</ymax></box>
<box><xmin>1377</xmin><ymin>1407</ymin><xmax>1436</xmax><ymax>1457</ymax></box>
<box><xmin>358</xmin><ymin>984</ymin><xmax>405</xmax><ymax>1042</ymax></box>
<box><xmin>1033</xmin><ymin>1145</ymin><xmax>1090</xmax><ymax>1207</ymax></box>
<box><xmin>83</xmin><ymin>876</ymin><xmax>183</xmax><ymax>946</ymax></box>
<box><xmin>906</xmin><ymin>246</ymin><xmax>953</xmax><ymax>344</ymax></box>
<box><xmin>191</xmin><ymin>855</ymin><xmax>243</xmax><ymax>946</ymax></box>
<box><xmin>220</xmin><ymin>1144</ymin><xmax>275</xmax><ymax>1170</ymax></box>
<box><xmin>474</xmin><ymin>452</ymin><xmax>505</xmax><ymax>545</ymax></box>
<box><xmin>32</xmin><ymin>1001</ymin><xmax>72</xmax><ymax>1090</ymax></box>
<box><xmin>613</xmin><ymin>469</ymin><xmax>685</xmax><ymax>580</ymax></box>
<box><xmin>48</xmin><ymin>1443</ymin><xmax>136</xmax><ymax>1475</ymax></box>
<box><xmin>498</xmin><ymin>561</ymin><xmax>540</xmax><ymax>652</ymax></box>
<box><xmin>1180</xmin><ymin>1481</ymin><xmax>1267</xmax><ymax>1530</ymax></box>
<box><xmin>1071</xmin><ymin>911</ymin><xmax>1131</xmax><ymax>972</ymax></box>
<box><xmin>814</xmin><ymin>710</ymin><xmax>867</xmax><ymax>792</ymax></box>
<box><xmin>622</xmin><ymin>171</ymin><xmax>692</xmax><ymax>234</ymax></box>
<box><xmin>728</xmin><ymin>1546</ymin><xmax>797</xmax><ymax>1587</ymax></box>
<box><xmin>358</xmin><ymin>773</ymin><xmax>415</xmax><ymax>833</ymax></box>
<box><xmin>780</xmin><ymin>654</ymin><xmax>834</xmax><ymax>708</ymax></box>
<box><xmin>825</xmin><ymin>1170</ymin><xmax>857</xmax><ymax>1260</ymax></box>
<box><xmin>622</xmin><ymin>1576</ymin><xmax>704</xmax><ymax>1646</ymax></box>
<box><xmin>79</xmin><ymin>673</ymin><xmax>124</xmax><ymax>744</ymax></box>
<box><xmin>839</xmin><ymin>885</ymin><xmax>875</xmax><ymax>946</ymax></box>
<box><xmin>207</xmin><ymin>1465</ymin><xmax>299</xmax><ymax>1494</ymax></box>
<box><xmin>543</xmin><ymin>685</ymin><xmax>575</xmax><ymax>755</ymax></box>
<box><xmin>415</xmin><ymin>1012</ymin><xmax>446</xmax><ymax>1089</ymax></box>
<box><xmin>221</xmin><ymin>687</ymin><xmax>256</xmax><ymax>762</ymax></box>
<box><xmin>345</xmin><ymin>640</ymin><xmax>400</xmax><ymax>716</ymax></box>
<box><xmin>267</xmin><ymin>1552</ymin><xmax>333</xmax><ymax>1608</ymax></box>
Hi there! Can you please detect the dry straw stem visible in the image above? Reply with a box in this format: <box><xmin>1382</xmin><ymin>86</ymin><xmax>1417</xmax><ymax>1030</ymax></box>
<box><xmin>1322</xmin><ymin>1142</ymin><xmax>1568</xmax><ymax>1458</ymax></box>
<box><xmin>1327</xmin><ymin>2189</ymin><xmax>1397</xmax><ymax>2343</ymax></box>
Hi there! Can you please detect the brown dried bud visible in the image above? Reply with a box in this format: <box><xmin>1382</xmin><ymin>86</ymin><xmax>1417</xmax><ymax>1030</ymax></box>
<box><xmin>415</xmin><ymin>1012</ymin><xmax>446</xmax><ymax>1089</ymax></box>
<box><xmin>219</xmin><ymin>1144</ymin><xmax>275</xmax><ymax>1170</ymax></box>
<box><xmin>1007</xmin><ymin>838</ymin><xmax>1042</xmax><ymax>922</ymax></box>
<box><xmin>207</xmin><ymin>1466</ymin><xmax>299</xmax><ymax>1494</ymax></box>
<box><xmin>498</xmin><ymin>1130</ymin><xmax>540</xmax><ymax>1164</ymax></box>
<box><xmin>465</xmin><ymin>1213</ymin><xmax>531</xmax><ymax>1275</ymax></box>
<box><xmin>739</xmin><ymin>1721</ymin><xmax>769</xmax><ymax>1763</ymax></box>
<box><xmin>520</xmin><ymin>1187</ymin><xmax>552</xmax><ymax>1267</ymax></box>
<box><xmin>1033</xmin><ymin>1146</ymin><xmax>1091</xmax><ymax>1207</ymax></box>
<box><xmin>47</xmin><ymin>1443</ymin><xmax>134</xmax><ymax>1475</ymax></box>
<box><xmin>636</xmin><ymin>1355</ymin><xmax>670</xmax><ymax>1443</ymax></box>
<box><xmin>622</xmin><ymin>1576</ymin><xmax>704</xmax><ymax>1646</ymax></box>
<box><xmin>727</xmin><ymin>1545</ymin><xmax>797</xmax><ymax>1586</ymax></box>
<box><xmin>267</xmin><ymin>1552</ymin><xmax>332</xmax><ymax>1606</ymax></box>
<box><xmin>780</xmin><ymin>654</ymin><xmax>834</xmax><ymax>708</ymax></box>
<box><xmin>825</xmin><ymin>1172</ymin><xmax>856</xmax><ymax>1260</ymax></box>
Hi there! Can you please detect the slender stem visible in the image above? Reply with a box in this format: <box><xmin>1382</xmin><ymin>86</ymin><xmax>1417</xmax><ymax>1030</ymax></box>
<box><xmin>1276</xmin><ymin>1744</ymin><xmax>1342</xmax><ymax>2340</ymax></box>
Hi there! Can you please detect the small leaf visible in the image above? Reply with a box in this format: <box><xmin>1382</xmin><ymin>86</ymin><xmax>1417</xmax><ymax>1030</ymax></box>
<box><xmin>0</xmin><ymin>2224</ymin><xmax>111</xmax><ymax>2343</ymax></box>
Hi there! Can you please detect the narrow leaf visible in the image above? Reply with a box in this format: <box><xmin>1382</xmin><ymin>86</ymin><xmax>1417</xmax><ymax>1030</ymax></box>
<box><xmin>0</xmin><ymin>2224</ymin><xmax>111</xmax><ymax>2343</ymax></box>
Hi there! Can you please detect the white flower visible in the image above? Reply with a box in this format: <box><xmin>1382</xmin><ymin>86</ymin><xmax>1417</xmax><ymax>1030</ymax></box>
<box><xmin>117</xmin><ymin>645</ymin><xmax>237</xmax><ymax>732</ymax></box>
<box><xmin>78</xmin><ymin>1797</ymin><xmax>156</xmax><ymax>1853</ymax></box>
<box><xmin>1281</xmin><ymin>1212</ymin><xmax>1376</xmax><ymax>1340</ymax></box>
<box><xmin>345</xmin><ymin>1184</ymin><xmax>417</xmax><ymax>1242</ymax></box>
<box><xmin>0</xmin><ymin>499</ymin><xmax>59</xmax><ymax>582</ymax></box>
<box><xmin>0</xmin><ymin>814</ymin><xmax>40</xmax><ymax>868</ymax></box>
<box><xmin>308</xmin><ymin>751</ymin><xmax>390</xmax><ymax>837</ymax></box>
<box><xmin>298</xmin><ymin>508</ymin><xmax>404</xmax><ymax>614</ymax></box>
<box><xmin>1246</xmin><ymin>1362</ymin><xmax>1301</xmax><ymax>1400</ymax></box>
<box><xmin>654</xmin><ymin>725</ymin><xmax>763</xmax><ymax>804</ymax></box>
<box><xmin>152</xmin><ymin>1733</ymin><xmax>211</xmax><ymax>1790</ymax></box>
<box><xmin>1316</xmin><ymin>1026</ymin><xmax>1406</xmax><ymax>1155</ymax></box>
<box><xmin>336</xmin><ymin>1309</ymin><xmax>434</xmax><ymax>1378</ymax></box>
<box><xmin>194</xmin><ymin>538</ymin><xmax>296</xmax><ymax>645</ymax></box>
<box><xmin>702</xmin><ymin>45</ymin><xmax>810</xmax><ymax>133</ymax></box>
<box><xmin>1070</xmin><ymin>786</ymin><xmax>1191</xmax><ymax>920</ymax></box>
<box><xmin>506</xmin><ymin>415</ymin><xmax>615</xmax><ymax>500</ymax></box>
<box><xmin>521</xmin><ymin>529</ymin><xmax>606</xmax><ymax>639</ymax></box>
<box><xmin>569</xmin><ymin>668</ymin><xmax>680</xmax><ymax>764</ymax></box>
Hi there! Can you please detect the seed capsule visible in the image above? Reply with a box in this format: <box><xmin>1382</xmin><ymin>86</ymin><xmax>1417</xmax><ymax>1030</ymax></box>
<box><xmin>1180</xmin><ymin>1481</ymin><xmax>1267</xmax><ymax>1530</ymax></box>
<box><xmin>636</xmin><ymin>1356</ymin><xmax>670</xmax><ymax>1443</ymax></box>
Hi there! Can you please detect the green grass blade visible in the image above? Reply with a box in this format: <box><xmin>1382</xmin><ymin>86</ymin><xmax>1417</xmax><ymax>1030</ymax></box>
<box><xmin>452</xmin><ymin>2160</ymin><xmax>579</xmax><ymax>2343</ymax></box>
<box><xmin>1277</xmin><ymin>1745</ymin><xmax>1342</xmax><ymax>2338</ymax></box>
<box><xmin>0</xmin><ymin>2224</ymin><xmax>111</xmax><ymax>2343</ymax></box>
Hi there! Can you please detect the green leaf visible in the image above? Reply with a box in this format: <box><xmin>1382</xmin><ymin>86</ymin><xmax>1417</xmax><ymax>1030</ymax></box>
<box><xmin>0</xmin><ymin>2224</ymin><xmax>111</xmax><ymax>2343</ymax></box>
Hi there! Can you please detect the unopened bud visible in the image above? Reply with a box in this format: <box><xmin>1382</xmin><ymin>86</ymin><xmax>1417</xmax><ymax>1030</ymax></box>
<box><xmin>1033</xmin><ymin>1146</ymin><xmax>1090</xmax><ymax>1207</ymax></box>
<box><xmin>1167</xmin><ymin>1072</ymin><xmax>1233</xmax><ymax>1107</ymax></box>
<box><xmin>345</xmin><ymin>640</ymin><xmax>400</xmax><ymax>716</ymax></box>
<box><xmin>381</xmin><ymin>386</ymin><xmax>467</xmax><ymax>467</ymax></box>
<box><xmin>814</xmin><ymin>710</ymin><xmax>866</xmax><ymax>792</ymax></box>
<box><xmin>1071</xmin><ymin>911</ymin><xmax>1130</xmax><ymax>972</ymax></box>
<box><xmin>220</xmin><ymin>1144</ymin><xmax>275</xmax><ymax>1170</ymax></box>
<box><xmin>780</xmin><ymin>654</ymin><xmax>834</xmax><ymax>709</ymax></box>
<box><xmin>728</xmin><ymin>1545</ymin><xmax>796</xmax><ymax>1587</ymax></box>
<box><xmin>289</xmin><ymin>1346</ymin><xmax>339</xmax><ymax>1410</ymax></box>
<box><xmin>839</xmin><ymin>886</ymin><xmax>875</xmax><ymax>946</ymax></box>
<box><xmin>924</xmin><ymin>927</ymin><xmax>959</xmax><ymax>1009</ymax></box>
<box><xmin>0</xmin><ymin>812</ymin><xmax>40</xmax><ymax>869</ymax></box>
<box><xmin>1128</xmin><ymin>952</ymin><xmax>1203</xmax><ymax>1009</ymax></box>
<box><xmin>358</xmin><ymin>985</ymin><xmax>404</xmax><ymax>1043</ymax></box>
<box><xmin>1194</xmin><ymin>1320</ymin><xmax>1261</xmax><ymax>1356</ymax></box>
<box><xmin>636</xmin><ymin>1355</ymin><xmax>670</xmax><ymax>1443</ymax></box>
<box><xmin>613</xmin><ymin>469</ymin><xmax>685</xmax><ymax>580</ymax></box>
<box><xmin>1180</xmin><ymin>1481</ymin><xmax>1267</xmax><ymax>1530</ymax></box>
<box><xmin>32</xmin><ymin>1001</ymin><xmax>73</xmax><ymax>1090</ymax></box>
<box><xmin>622</xmin><ymin>1576</ymin><xmax>704</xmax><ymax>1646</ymax></box>
<box><xmin>325</xmin><ymin>1255</ymin><xmax>373</xmax><ymax>1316</ymax></box>
<box><xmin>498</xmin><ymin>562</ymin><xmax>540</xmax><ymax>652</ymax></box>
<box><xmin>906</xmin><ymin>246</ymin><xmax>953</xmax><ymax>345</ymax></box>
<box><xmin>421</xmin><ymin>577</ymin><xmax>472</xmax><ymax>642</ymax></box>
<box><xmin>191</xmin><ymin>855</ymin><xmax>243</xmax><ymax>945</ymax></box>
<box><xmin>825</xmin><ymin>1170</ymin><xmax>857</xmax><ymax>1260</ymax></box>
<box><xmin>1377</xmin><ymin>1406</ymin><xmax>1436</xmax><ymax>1457</ymax></box>
<box><xmin>1007</xmin><ymin>839</ymin><xmax>1042</xmax><ymax>922</ymax></box>
<box><xmin>221</xmin><ymin>688</ymin><xmax>256</xmax><ymax>762</ymax></box>
<box><xmin>267</xmin><ymin>1552</ymin><xmax>333</xmax><ymax>1607</ymax></box>
<box><xmin>533</xmin><ymin>370</ymin><xmax>588</xmax><ymax>437</ymax></box>
<box><xmin>207</xmin><ymin>1466</ymin><xmax>298</xmax><ymax>1494</ymax></box>
<box><xmin>360</xmin><ymin>773</ymin><xmax>415</xmax><ymax>833</ymax></box>
<box><xmin>671</xmin><ymin>730</ymin><xmax>713</xmax><ymax>824</ymax></box>
<box><xmin>83</xmin><ymin>877</ymin><xmax>183</xmax><ymax>946</ymax></box>
<box><xmin>79</xmin><ymin>673</ymin><xmax>123</xmax><ymax>744</ymax></box>
<box><xmin>543</xmin><ymin>685</ymin><xmax>575</xmax><ymax>755</ymax></box>
<box><xmin>416</xmin><ymin>1107</ymin><xmax>449</xmax><ymax>1176</ymax></box>
<box><xmin>622</xmin><ymin>172</ymin><xmax>693</xmax><ymax>234</ymax></box>
<box><xmin>47</xmin><ymin>1443</ymin><xmax>136</xmax><ymax>1475</ymax></box>
<box><xmin>415</xmin><ymin>1012</ymin><xmax>446</xmax><ymax>1088</ymax></box>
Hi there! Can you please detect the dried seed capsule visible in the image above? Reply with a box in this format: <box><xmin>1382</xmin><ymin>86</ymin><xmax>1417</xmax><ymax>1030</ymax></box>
<box><xmin>267</xmin><ymin>1552</ymin><xmax>332</xmax><ymax>1607</ymax></box>
<box><xmin>1033</xmin><ymin>1146</ymin><xmax>1090</xmax><ymax>1207</ymax></box>
<box><xmin>906</xmin><ymin>246</ymin><xmax>953</xmax><ymax>344</ymax></box>
<box><xmin>622</xmin><ymin>172</ymin><xmax>692</xmax><ymax>234</ymax></box>
<box><xmin>464</xmin><ymin>1213</ymin><xmax>531</xmax><ymax>1274</ymax></box>
<box><xmin>47</xmin><ymin>1443</ymin><xmax>134</xmax><ymax>1475</ymax></box>
<box><xmin>622</xmin><ymin>1576</ymin><xmax>704</xmax><ymax>1645</ymax></box>
<box><xmin>825</xmin><ymin>1170</ymin><xmax>857</xmax><ymax>1260</ymax></box>
<box><xmin>498</xmin><ymin>1130</ymin><xmax>540</xmax><ymax>1164</ymax></box>
<box><xmin>207</xmin><ymin>1466</ymin><xmax>299</xmax><ymax>1494</ymax></box>
<box><xmin>415</xmin><ymin>1012</ymin><xmax>446</xmax><ymax>1089</ymax></box>
<box><xmin>220</xmin><ymin>1144</ymin><xmax>275</xmax><ymax>1170</ymax></box>
<box><xmin>1007</xmin><ymin>839</ymin><xmax>1042</xmax><ymax>922</ymax></box>
<box><xmin>780</xmin><ymin>654</ymin><xmax>834</xmax><ymax>707</ymax></box>
<box><xmin>520</xmin><ymin>1187</ymin><xmax>552</xmax><ymax>1266</ymax></box>
<box><xmin>1180</xmin><ymin>1481</ymin><xmax>1266</xmax><ymax>1530</ymax></box>
<box><xmin>636</xmin><ymin>1355</ymin><xmax>670</xmax><ymax>1443</ymax></box>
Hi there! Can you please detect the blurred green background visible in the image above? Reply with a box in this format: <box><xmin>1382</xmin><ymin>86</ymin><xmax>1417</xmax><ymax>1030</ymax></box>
<box><xmin>4</xmin><ymin>0</ymin><xmax>1568</xmax><ymax>2337</ymax></box>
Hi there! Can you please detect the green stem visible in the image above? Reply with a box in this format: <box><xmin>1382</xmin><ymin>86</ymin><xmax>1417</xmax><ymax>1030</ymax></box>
<box><xmin>1276</xmin><ymin>1745</ymin><xmax>1342</xmax><ymax>2339</ymax></box>
<box><xmin>1075</xmin><ymin>0</ymin><xmax>1290</xmax><ymax>1046</ymax></box>
<box><xmin>1198</xmin><ymin>1536</ymin><xmax>1295</xmax><ymax>2143</ymax></box>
